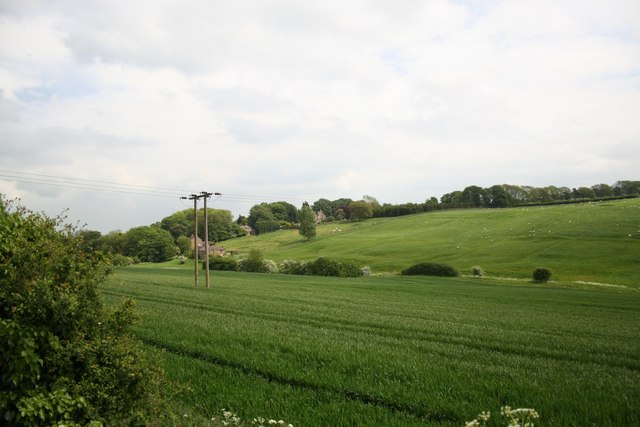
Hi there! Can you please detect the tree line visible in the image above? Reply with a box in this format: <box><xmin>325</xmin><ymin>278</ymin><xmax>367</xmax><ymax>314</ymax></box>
<box><xmin>78</xmin><ymin>180</ymin><xmax>638</xmax><ymax>261</ymax></box>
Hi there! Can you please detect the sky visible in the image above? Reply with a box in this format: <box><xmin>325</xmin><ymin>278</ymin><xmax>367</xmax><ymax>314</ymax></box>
<box><xmin>1</xmin><ymin>0</ymin><xmax>639</xmax><ymax>233</ymax></box>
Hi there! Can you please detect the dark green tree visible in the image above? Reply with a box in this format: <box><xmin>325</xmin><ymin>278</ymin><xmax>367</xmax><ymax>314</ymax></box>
<box><xmin>591</xmin><ymin>183</ymin><xmax>613</xmax><ymax>197</ymax></box>
<box><xmin>485</xmin><ymin>185</ymin><xmax>511</xmax><ymax>208</ymax></box>
<box><xmin>312</xmin><ymin>198</ymin><xmax>335</xmax><ymax>218</ymax></box>
<box><xmin>461</xmin><ymin>185</ymin><xmax>487</xmax><ymax>207</ymax></box>
<box><xmin>348</xmin><ymin>200</ymin><xmax>373</xmax><ymax>221</ymax></box>
<box><xmin>298</xmin><ymin>203</ymin><xmax>317</xmax><ymax>241</ymax></box>
<box><xmin>247</xmin><ymin>203</ymin><xmax>275</xmax><ymax>230</ymax></box>
<box><xmin>124</xmin><ymin>226</ymin><xmax>176</xmax><ymax>262</ymax></box>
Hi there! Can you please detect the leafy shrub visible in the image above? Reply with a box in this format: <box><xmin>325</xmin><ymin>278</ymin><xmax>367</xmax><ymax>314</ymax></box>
<box><xmin>471</xmin><ymin>265</ymin><xmax>485</xmax><ymax>277</ymax></box>
<box><xmin>303</xmin><ymin>257</ymin><xmax>363</xmax><ymax>277</ymax></box>
<box><xmin>111</xmin><ymin>253</ymin><xmax>133</xmax><ymax>267</ymax></box>
<box><xmin>238</xmin><ymin>249</ymin><xmax>269</xmax><ymax>273</ymax></box>
<box><xmin>263</xmin><ymin>259</ymin><xmax>278</xmax><ymax>273</ymax></box>
<box><xmin>0</xmin><ymin>197</ymin><xmax>165</xmax><ymax>425</ymax></box>
<box><xmin>279</xmin><ymin>259</ymin><xmax>307</xmax><ymax>275</ymax></box>
<box><xmin>204</xmin><ymin>257</ymin><xmax>238</xmax><ymax>271</ymax></box>
<box><xmin>401</xmin><ymin>262</ymin><xmax>460</xmax><ymax>277</ymax></box>
<box><xmin>532</xmin><ymin>267</ymin><xmax>552</xmax><ymax>282</ymax></box>
<box><xmin>337</xmin><ymin>260</ymin><xmax>365</xmax><ymax>278</ymax></box>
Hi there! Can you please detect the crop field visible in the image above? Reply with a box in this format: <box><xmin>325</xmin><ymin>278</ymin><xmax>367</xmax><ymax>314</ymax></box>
<box><xmin>102</xmin><ymin>266</ymin><xmax>640</xmax><ymax>426</ymax></box>
<box><xmin>222</xmin><ymin>198</ymin><xmax>640</xmax><ymax>286</ymax></box>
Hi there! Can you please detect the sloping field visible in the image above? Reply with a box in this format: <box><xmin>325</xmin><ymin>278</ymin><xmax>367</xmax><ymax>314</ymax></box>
<box><xmin>102</xmin><ymin>266</ymin><xmax>640</xmax><ymax>426</ymax></box>
<box><xmin>223</xmin><ymin>199</ymin><xmax>640</xmax><ymax>286</ymax></box>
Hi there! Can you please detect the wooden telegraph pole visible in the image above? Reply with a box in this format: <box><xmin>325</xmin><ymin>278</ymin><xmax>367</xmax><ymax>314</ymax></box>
<box><xmin>181</xmin><ymin>194</ymin><xmax>203</xmax><ymax>286</ymax></box>
<box><xmin>181</xmin><ymin>191</ymin><xmax>221</xmax><ymax>288</ymax></box>
<box><xmin>202</xmin><ymin>191</ymin><xmax>212</xmax><ymax>289</ymax></box>
<box><xmin>200</xmin><ymin>191</ymin><xmax>221</xmax><ymax>288</ymax></box>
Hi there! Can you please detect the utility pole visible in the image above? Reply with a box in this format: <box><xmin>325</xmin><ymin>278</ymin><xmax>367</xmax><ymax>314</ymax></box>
<box><xmin>181</xmin><ymin>191</ymin><xmax>221</xmax><ymax>289</ymax></box>
<box><xmin>201</xmin><ymin>191</ymin><xmax>221</xmax><ymax>289</ymax></box>
<box><xmin>182</xmin><ymin>194</ymin><xmax>204</xmax><ymax>287</ymax></box>
<box><xmin>202</xmin><ymin>192</ymin><xmax>212</xmax><ymax>289</ymax></box>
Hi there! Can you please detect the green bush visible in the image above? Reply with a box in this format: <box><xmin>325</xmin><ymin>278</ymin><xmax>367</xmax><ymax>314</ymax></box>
<box><xmin>204</xmin><ymin>256</ymin><xmax>239</xmax><ymax>271</ymax></box>
<box><xmin>305</xmin><ymin>257</ymin><xmax>342</xmax><ymax>276</ymax></box>
<box><xmin>401</xmin><ymin>262</ymin><xmax>460</xmax><ymax>277</ymax></box>
<box><xmin>303</xmin><ymin>257</ymin><xmax>363</xmax><ymax>277</ymax></box>
<box><xmin>0</xmin><ymin>197</ymin><xmax>165</xmax><ymax>426</ymax></box>
<box><xmin>279</xmin><ymin>259</ymin><xmax>307</xmax><ymax>275</ymax></box>
<box><xmin>533</xmin><ymin>267</ymin><xmax>552</xmax><ymax>282</ymax></box>
<box><xmin>111</xmin><ymin>253</ymin><xmax>133</xmax><ymax>267</ymax></box>
<box><xmin>471</xmin><ymin>265</ymin><xmax>485</xmax><ymax>277</ymax></box>
<box><xmin>238</xmin><ymin>249</ymin><xmax>269</xmax><ymax>273</ymax></box>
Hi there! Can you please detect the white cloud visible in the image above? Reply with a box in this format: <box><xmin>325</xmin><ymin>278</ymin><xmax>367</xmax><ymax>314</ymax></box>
<box><xmin>0</xmin><ymin>0</ymin><xmax>638</xmax><ymax>231</ymax></box>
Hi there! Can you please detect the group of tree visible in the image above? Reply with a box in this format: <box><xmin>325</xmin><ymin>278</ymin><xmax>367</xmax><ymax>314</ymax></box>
<box><xmin>241</xmin><ymin>201</ymin><xmax>299</xmax><ymax>234</ymax></box>
<box><xmin>439</xmin><ymin>180</ymin><xmax>639</xmax><ymax>209</ymax></box>
<box><xmin>310</xmin><ymin>196</ymin><xmax>380</xmax><ymax>222</ymax></box>
<box><xmin>77</xmin><ymin>207</ymin><xmax>247</xmax><ymax>263</ymax></box>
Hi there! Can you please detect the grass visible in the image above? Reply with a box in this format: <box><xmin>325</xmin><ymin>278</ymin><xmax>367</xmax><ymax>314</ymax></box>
<box><xmin>220</xmin><ymin>198</ymin><xmax>640</xmax><ymax>287</ymax></box>
<box><xmin>102</xmin><ymin>266</ymin><xmax>640</xmax><ymax>426</ymax></box>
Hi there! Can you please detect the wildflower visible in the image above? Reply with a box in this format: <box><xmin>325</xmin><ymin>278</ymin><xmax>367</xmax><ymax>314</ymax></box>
<box><xmin>465</xmin><ymin>420</ymin><xmax>480</xmax><ymax>427</ymax></box>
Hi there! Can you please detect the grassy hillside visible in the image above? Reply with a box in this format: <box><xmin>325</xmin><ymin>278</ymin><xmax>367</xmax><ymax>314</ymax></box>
<box><xmin>102</xmin><ymin>266</ymin><xmax>640</xmax><ymax>426</ymax></box>
<box><xmin>221</xmin><ymin>198</ymin><xmax>640</xmax><ymax>286</ymax></box>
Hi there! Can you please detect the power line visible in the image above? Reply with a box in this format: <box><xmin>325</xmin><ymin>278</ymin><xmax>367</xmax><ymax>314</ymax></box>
<box><xmin>0</xmin><ymin>169</ymin><xmax>317</xmax><ymax>205</ymax></box>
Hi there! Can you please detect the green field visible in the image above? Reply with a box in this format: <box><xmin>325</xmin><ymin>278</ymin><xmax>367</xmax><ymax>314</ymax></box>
<box><xmin>102</xmin><ymin>266</ymin><xmax>640</xmax><ymax>426</ymax></box>
<box><xmin>221</xmin><ymin>199</ymin><xmax>640</xmax><ymax>287</ymax></box>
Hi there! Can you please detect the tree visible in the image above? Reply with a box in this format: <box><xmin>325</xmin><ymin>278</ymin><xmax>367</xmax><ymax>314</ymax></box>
<box><xmin>572</xmin><ymin>187</ymin><xmax>596</xmax><ymax>199</ymax></box>
<box><xmin>592</xmin><ymin>183</ymin><xmax>613</xmax><ymax>197</ymax></box>
<box><xmin>298</xmin><ymin>203</ymin><xmax>317</xmax><ymax>241</ymax></box>
<box><xmin>0</xmin><ymin>196</ymin><xmax>164</xmax><ymax>425</ymax></box>
<box><xmin>247</xmin><ymin>203</ymin><xmax>275</xmax><ymax>231</ymax></box>
<box><xmin>461</xmin><ymin>185</ymin><xmax>487</xmax><ymax>207</ymax></box>
<box><xmin>124</xmin><ymin>226</ymin><xmax>176</xmax><ymax>262</ymax></box>
<box><xmin>348</xmin><ymin>200</ymin><xmax>373</xmax><ymax>221</ymax></box>
<box><xmin>485</xmin><ymin>185</ymin><xmax>511</xmax><ymax>208</ymax></box>
<box><xmin>312</xmin><ymin>198</ymin><xmax>335</xmax><ymax>218</ymax></box>
<box><xmin>362</xmin><ymin>195</ymin><xmax>381</xmax><ymax>210</ymax></box>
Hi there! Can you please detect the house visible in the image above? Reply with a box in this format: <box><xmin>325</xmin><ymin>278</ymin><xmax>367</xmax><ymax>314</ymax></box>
<box><xmin>189</xmin><ymin>235</ymin><xmax>226</xmax><ymax>258</ymax></box>
<box><xmin>241</xmin><ymin>224</ymin><xmax>255</xmax><ymax>235</ymax></box>
<box><xmin>315</xmin><ymin>210</ymin><xmax>327</xmax><ymax>224</ymax></box>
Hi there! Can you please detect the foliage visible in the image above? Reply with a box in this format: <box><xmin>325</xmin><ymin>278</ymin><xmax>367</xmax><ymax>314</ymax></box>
<box><xmin>176</xmin><ymin>235</ymin><xmax>192</xmax><ymax>257</ymax></box>
<box><xmin>465</xmin><ymin>406</ymin><xmax>539</xmax><ymax>427</ymax></box>
<box><xmin>125</xmin><ymin>225</ymin><xmax>177</xmax><ymax>262</ymax></box>
<box><xmin>302</xmin><ymin>257</ymin><xmax>363</xmax><ymax>277</ymax></box>
<box><xmin>0</xmin><ymin>197</ymin><xmax>165</xmax><ymax>425</ymax></box>
<box><xmin>255</xmin><ymin>219</ymin><xmax>281</xmax><ymax>235</ymax></box>
<box><xmin>239</xmin><ymin>249</ymin><xmax>269</xmax><ymax>273</ymax></box>
<box><xmin>298</xmin><ymin>204</ymin><xmax>316</xmax><ymax>241</ymax></box>
<box><xmin>111</xmin><ymin>253</ymin><xmax>133</xmax><ymax>267</ymax></box>
<box><xmin>211</xmin><ymin>408</ymin><xmax>294</xmax><ymax>427</ymax></box>
<box><xmin>348</xmin><ymin>200</ymin><xmax>373</xmax><ymax>221</ymax></box>
<box><xmin>278</xmin><ymin>259</ymin><xmax>307</xmax><ymax>275</ymax></box>
<box><xmin>160</xmin><ymin>208</ymin><xmax>245</xmax><ymax>243</ymax></box>
<box><xmin>532</xmin><ymin>267</ymin><xmax>552</xmax><ymax>282</ymax></box>
<box><xmin>471</xmin><ymin>266</ymin><xmax>485</xmax><ymax>277</ymax></box>
<box><xmin>401</xmin><ymin>262</ymin><xmax>459</xmax><ymax>277</ymax></box>
<box><xmin>205</xmin><ymin>257</ymin><xmax>239</xmax><ymax>271</ymax></box>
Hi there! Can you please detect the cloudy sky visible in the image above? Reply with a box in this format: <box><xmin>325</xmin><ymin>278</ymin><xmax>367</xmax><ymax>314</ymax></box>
<box><xmin>1</xmin><ymin>0</ymin><xmax>639</xmax><ymax>232</ymax></box>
